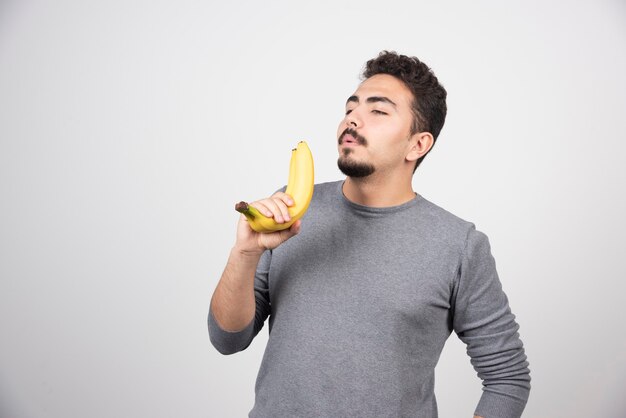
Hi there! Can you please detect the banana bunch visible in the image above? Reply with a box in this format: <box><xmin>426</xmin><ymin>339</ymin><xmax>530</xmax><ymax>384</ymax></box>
<box><xmin>235</xmin><ymin>141</ymin><xmax>314</xmax><ymax>233</ymax></box>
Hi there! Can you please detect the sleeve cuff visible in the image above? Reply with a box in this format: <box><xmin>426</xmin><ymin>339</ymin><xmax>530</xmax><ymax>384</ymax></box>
<box><xmin>474</xmin><ymin>388</ymin><xmax>529</xmax><ymax>418</ymax></box>
<box><xmin>208</xmin><ymin>306</ymin><xmax>256</xmax><ymax>355</ymax></box>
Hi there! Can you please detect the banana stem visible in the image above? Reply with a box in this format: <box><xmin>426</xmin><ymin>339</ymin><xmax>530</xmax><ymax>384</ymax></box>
<box><xmin>235</xmin><ymin>201</ymin><xmax>263</xmax><ymax>220</ymax></box>
<box><xmin>235</xmin><ymin>201</ymin><xmax>250</xmax><ymax>214</ymax></box>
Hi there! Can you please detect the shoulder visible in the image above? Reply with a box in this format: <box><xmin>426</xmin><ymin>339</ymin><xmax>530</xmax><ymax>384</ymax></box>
<box><xmin>310</xmin><ymin>180</ymin><xmax>343</xmax><ymax>203</ymax></box>
<box><xmin>414</xmin><ymin>195</ymin><xmax>482</xmax><ymax>252</ymax></box>
<box><xmin>278</xmin><ymin>180</ymin><xmax>341</xmax><ymax>199</ymax></box>
<box><xmin>312</xmin><ymin>180</ymin><xmax>342</xmax><ymax>195</ymax></box>
<box><xmin>417</xmin><ymin>195</ymin><xmax>474</xmax><ymax>232</ymax></box>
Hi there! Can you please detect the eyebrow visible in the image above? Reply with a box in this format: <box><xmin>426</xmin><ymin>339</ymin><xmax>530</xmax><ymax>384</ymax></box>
<box><xmin>346</xmin><ymin>95</ymin><xmax>397</xmax><ymax>107</ymax></box>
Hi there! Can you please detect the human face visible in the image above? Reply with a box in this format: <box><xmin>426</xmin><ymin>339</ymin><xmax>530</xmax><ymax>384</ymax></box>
<box><xmin>337</xmin><ymin>74</ymin><xmax>416</xmax><ymax>178</ymax></box>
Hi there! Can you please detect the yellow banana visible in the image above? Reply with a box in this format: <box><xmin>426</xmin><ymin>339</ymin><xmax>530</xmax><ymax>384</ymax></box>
<box><xmin>235</xmin><ymin>141</ymin><xmax>314</xmax><ymax>233</ymax></box>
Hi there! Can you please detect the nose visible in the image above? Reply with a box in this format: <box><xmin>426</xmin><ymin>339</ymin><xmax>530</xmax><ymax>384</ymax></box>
<box><xmin>345</xmin><ymin>109</ymin><xmax>362</xmax><ymax>129</ymax></box>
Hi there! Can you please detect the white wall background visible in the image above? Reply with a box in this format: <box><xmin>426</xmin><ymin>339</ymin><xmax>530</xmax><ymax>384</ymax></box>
<box><xmin>1</xmin><ymin>0</ymin><xmax>625</xmax><ymax>417</ymax></box>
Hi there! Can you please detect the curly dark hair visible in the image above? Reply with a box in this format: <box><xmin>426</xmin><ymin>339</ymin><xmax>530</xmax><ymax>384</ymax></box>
<box><xmin>362</xmin><ymin>51</ymin><xmax>447</xmax><ymax>171</ymax></box>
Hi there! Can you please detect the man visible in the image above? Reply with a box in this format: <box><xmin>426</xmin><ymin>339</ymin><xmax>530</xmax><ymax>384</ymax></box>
<box><xmin>209</xmin><ymin>51</ymin><xmax>531</xmax><ymax>418</ymax></box>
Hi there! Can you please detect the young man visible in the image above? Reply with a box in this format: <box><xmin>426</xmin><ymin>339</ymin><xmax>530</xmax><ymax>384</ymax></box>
<box><xmin>209</xmin><ymin>51</ymin><xmax>531</xmax><ymax>418</ymax></box>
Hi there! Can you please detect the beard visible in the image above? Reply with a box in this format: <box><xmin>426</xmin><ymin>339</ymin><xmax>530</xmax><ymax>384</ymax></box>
<box><xmin>337</xmin><ymin>150</ymin><xmax>375</xmax><ymax>178</ymax></box>
<box><xmin>337</xmin><ymin>128</ymin><xmax>375</xmax><ymax>178</ymax></box>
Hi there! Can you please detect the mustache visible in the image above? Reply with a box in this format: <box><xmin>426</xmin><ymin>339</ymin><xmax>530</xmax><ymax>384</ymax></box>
<box><xmin>338</xmin><ymin>128</ymin><xmax>368</xmax><ymax>146</ymax></box>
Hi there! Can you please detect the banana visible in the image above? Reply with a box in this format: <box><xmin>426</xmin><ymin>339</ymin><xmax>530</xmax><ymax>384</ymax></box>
<box><xmin>235</xmin><ymin>141</ymin><xmax>314</xmax><ymax>233</ymax></box>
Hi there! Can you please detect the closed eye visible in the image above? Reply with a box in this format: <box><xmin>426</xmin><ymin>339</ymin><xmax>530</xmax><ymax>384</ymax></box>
<box><xmin>372</xmin><ymin>110</ymin><xmax>387</xmax><ymax>115</ymax></box>
<box><xmin>345</xmin><ymin>109</ymin><xmax>353</xmax><ymax>115</ymax></box>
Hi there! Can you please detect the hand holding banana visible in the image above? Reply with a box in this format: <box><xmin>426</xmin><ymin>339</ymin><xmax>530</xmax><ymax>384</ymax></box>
<box><xmin>235</xmin><ymin>141</ymin><xmax>314</xmax><ymax>233</ymax></box>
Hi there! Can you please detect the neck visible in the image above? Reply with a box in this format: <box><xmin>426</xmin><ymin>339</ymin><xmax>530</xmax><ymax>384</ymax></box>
<box><xmin>342</xmin><ymin>171</ymin><xmax>416</xmax><ymax>207</ymax></box>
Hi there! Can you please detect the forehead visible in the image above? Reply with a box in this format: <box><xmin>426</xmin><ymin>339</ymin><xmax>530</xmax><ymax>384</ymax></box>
<box><xmin>353</xmin><ymin>74</ymin><xmax>414</xmax><ymax>107</ymax></box>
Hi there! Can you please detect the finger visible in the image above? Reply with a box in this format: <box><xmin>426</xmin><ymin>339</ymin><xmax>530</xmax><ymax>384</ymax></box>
<box><xmin>271</xmin><ymin>191</ymin><xmax>295</xmax><ymax>207</ymax></box>
<box><xmin>257</xmin><ymin>198</ymin><xmax>289</xmax><ymax>223</ymax></box>
<box><xmin>270</xmin><ymin>197</ymin><xmax>292</xmax><ymax>222</ymax></box>
<box><xmin>250</xmin><ymin>201</ymin><xmax>274</xmax><ymax>218</ymax></box>
<box><xmin>289</xmin><ymin>219</ymin><xmax>301</xmax><ymax>235</ymax></box>
<box><xmin>277</xmin><ymin>219</ymin><xmax>301</xmax><ymax>242</ymax></box>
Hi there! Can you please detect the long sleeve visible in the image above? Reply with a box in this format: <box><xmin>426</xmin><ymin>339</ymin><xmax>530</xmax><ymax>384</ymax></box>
<box><xmin>452</xmin><ymin>227</ymin><xmax>531</xmax><ymax>418</ymax></box>
<box><xmin>208</xmin><ymin>249</ymin><xmax>273</xmax><ymax>355</ymax></box>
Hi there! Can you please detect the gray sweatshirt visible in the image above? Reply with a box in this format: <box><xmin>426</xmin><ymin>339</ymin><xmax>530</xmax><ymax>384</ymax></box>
<box><xmin>209</xmin><ymin>180</ymin><xmax>531</xmax><ymax>418</ymax></box>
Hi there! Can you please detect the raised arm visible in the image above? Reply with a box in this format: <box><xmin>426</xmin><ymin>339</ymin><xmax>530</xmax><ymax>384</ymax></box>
<box><xmin>209</xmin><ymin>192</ymin><xmax>300</xmax><ymax>354</ymax></box>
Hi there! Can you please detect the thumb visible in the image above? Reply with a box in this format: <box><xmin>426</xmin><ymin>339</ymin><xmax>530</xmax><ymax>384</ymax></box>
<box><xmin>275</xmin><ymin>219</ymin><xmax>301</xmax><ymax>244</ymax></box>
<box><xmin>283</xmin><ymin>219</ymin><xmax>301</xmax><ymax>239</ymax></box>
<box><xmin>259</xmin><ymin>220</ymin><xmax>302</xmax><ymax>250</ymax></box>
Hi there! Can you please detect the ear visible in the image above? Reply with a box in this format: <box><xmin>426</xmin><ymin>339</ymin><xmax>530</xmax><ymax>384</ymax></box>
<box><xmin>406</xmin><ymin>132</ymin><xmax>434</xmax><ymax>162</ymax></box>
